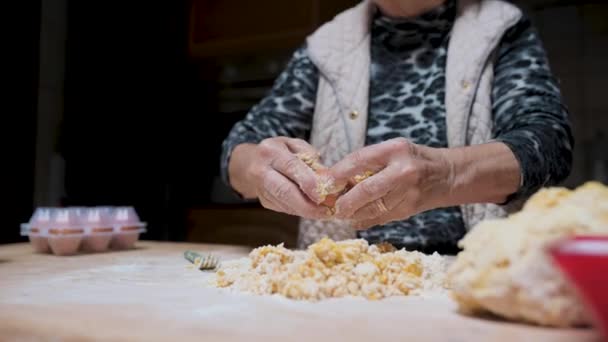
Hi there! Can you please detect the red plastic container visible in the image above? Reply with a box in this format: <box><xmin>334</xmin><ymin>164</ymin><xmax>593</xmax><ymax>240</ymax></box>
<box><xmin>549</xmin><ymin>235</ymin><xmax>608</xmax><ymax>339</ymax></box>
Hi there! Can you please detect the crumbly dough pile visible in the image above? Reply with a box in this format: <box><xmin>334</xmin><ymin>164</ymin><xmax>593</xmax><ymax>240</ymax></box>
<box><xmin>215</xmin><ymin>238</ymin><xmax>447</xmax><ymax>301</ymax></box>
<box><xmin>448</xmin><ymin>181</ymin><xmax>608</xmax><ymax>327</ymax></box>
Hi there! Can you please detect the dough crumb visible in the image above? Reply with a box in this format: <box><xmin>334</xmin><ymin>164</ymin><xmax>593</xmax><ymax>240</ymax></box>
<box><xmin>213</xmin><ymin>238</ymin><xmax>448</xmax><ymax>301</ymax></box>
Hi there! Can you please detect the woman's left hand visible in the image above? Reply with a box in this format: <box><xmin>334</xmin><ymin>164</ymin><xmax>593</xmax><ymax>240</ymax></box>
<box><xmin>330</xmin><ymin>138</ymin><xmax>453</xmax><ymax>229</ymax></box>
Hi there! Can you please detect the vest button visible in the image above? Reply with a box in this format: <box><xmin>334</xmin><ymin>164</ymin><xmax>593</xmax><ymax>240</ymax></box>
<box><xmin>349</xmin><ymin>110</ymin><xmax>359</xmax><ymax>120</ymax></box>
<box><xmin>461</xmin><ymin>80</ymin><xmax>471</xmax><ymax>90</ymax></box>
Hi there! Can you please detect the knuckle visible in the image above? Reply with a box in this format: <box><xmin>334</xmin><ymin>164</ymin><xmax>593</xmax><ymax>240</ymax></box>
<box><xmin>257</xmin><ymin>142</ymin><xmax>275</xmax><ymax>159</ymax></box>
<box><xmin>396</xmin><ymin>165</ymin><xmax>412</xmax><ymax>178</ymax></box>
<box><xmin>397</xmin><ymin>164</ymin><xmax>421</xmax><ymax>183</ymax></box>
<box><xmin>351</xmin><ymin>150</ymin><xmax>366</xmax><ymax>166</ymax></box>
<box><xmin>283</xmin><ymin>155</ymin><xmax>301</xmax><ymax>175</ymax></box>
<box><xmin>388</xmin><ymin>137</ymin><xmax>409</xmax><ymax>153</ymax></box>
<box><xmin>273</xmin><ymin>182</ymin><xmax>291</xmax><ymax>201</ymax></box>
<box><xmin>359</xmin><ymin>180</ymin><xmax>377</xmax><ymax>198</ymax></box>
<box><xmin>393</xmin><ymin>137</ymin><xmax>409</xmax><ymax>146</ymax></box>
<box><xmin>291</xmin><ymin>138</ymin><xmax>308</xmax><ymax>146</ymax></box>
<box><xmin>259</xmin><ymin>138</ymin><xmax>273</xmax><ymax>148</ymax></box>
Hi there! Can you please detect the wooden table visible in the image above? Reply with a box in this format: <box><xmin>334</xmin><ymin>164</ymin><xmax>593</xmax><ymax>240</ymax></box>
<box><xmin>0</xmin><ymin>242</ymin><xmax>599</xmax><ymax>341</ymax></box>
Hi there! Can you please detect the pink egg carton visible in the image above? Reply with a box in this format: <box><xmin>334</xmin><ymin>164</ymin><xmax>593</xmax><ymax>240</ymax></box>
<box><xmin>20</xmin><ymin>206</ymin><xmax>147</xmax><ymax>256</ymax></box>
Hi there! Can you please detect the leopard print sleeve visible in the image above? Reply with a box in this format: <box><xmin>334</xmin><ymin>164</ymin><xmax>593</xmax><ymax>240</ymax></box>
<box><xmin>220</xmin><ymin>46</ymin><xmax>319</xmax><ymax>188</ymax></box>
<box><xmin>491</xmin><ymin>16</ymin><xmax>574</xmax><ymax>202</ymax></box>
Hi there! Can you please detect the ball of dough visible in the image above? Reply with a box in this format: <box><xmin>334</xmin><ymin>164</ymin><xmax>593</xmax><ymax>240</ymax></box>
<box><xmin>447</xmin><ymin>182</ymin><xmax>608</xmax><ymax>327</ymax></box>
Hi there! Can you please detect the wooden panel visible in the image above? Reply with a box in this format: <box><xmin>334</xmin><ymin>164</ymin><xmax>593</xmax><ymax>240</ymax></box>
<box><xmin>186</xmin><ymin>206</ymin><xmax>299</xmax><ymax>248</ymax></box>
<box><xmin>191</xmin><ymin>0</ymin><xmax>313</xmax><ymax>42</ymax></box>
<box><xmin>188</xmin><ymin>0</ymin><xmax>360</xmax><ymax>57</ymax></box>
<box><xmin>319</xmin><ymin>0</ymin><xmax>362</xmax><ymax>20</ymax></box>
<box><xmin>189</xmin><ymin>0</ymin><xmax>314</xmax><ymax>57</ymax></box>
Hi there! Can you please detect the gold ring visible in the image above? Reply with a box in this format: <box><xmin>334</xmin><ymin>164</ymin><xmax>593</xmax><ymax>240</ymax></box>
<box><xmin>376</xmin><ymin>198</ymin><xmax>389</xmax><ymax>213</ymax></box>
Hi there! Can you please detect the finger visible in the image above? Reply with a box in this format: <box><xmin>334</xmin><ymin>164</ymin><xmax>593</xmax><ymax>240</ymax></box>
<box><xmin>285</xmin><ymin>138</ymin><xmax>325</xmax><ymax>171</ymax></box>
<box><xmin>328</xmin><ymin>149</ymin><xmax>384</xmax><ymax>190</ymax></box>
<box><xmin>291</xmin><ymin>140</ymin><xmax>327</xmax><ymax>172</ymax></box>
<box><xmin>270</xmin><ymin>150</ymin><xmax>326</xmax><ymax>204</ymax></box>
<box><xmin>349</xmin><ymin>187</ymin><xmax>405</xmax><ymax>221</ymax></box>
<box><xmin>262</xmin><ymin>169</ymin><xmax>329</xmax><ymax>219</ymax></box>
<box><xmin>285</xmin><ymin>138</ymin><xmax>319</xmax><ymax>157</ymax></box>
<box><xmin>352</xmin><ymin>191</ymin><xmax>419</xmax><ymax>230</ymax></box>
<box><xmin>352</xmin><ymin>211</ymin><xmax>402</xmax><ymax>230</ymax></box>
<box><xmin>334</xmin><ymin>165</ymin><xmax>401</xmax><ymax>218</ymax></box>
<box><xmin>329</xmin><ymin>139</ymin><xmax>409</xmax><ymax>189</ymax></box>
<box><xmin>286</xmin><ymin>139</ymin><xmax>338</xmax><ymax>200</ymax></box>
<box><xmin>300</xmin><ymin>155</ymin><xmax>326</xmax><ymax>172</ymax></box>
<box><xmin>258</xmin><ymin>190</ymin><xmax>293</xmax><ymax>215</ymax></box>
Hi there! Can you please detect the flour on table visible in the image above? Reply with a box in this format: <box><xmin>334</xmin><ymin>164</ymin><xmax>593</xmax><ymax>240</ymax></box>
<box><xmin>209</xmin><ymin>238</ymin><xmax>448</xmax><ymax>301</ymax></box>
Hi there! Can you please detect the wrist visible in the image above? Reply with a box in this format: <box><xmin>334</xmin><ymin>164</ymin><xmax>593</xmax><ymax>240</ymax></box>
<box><xmin>438</xmin><ymin>146</ymin><xmax>471</xmax><ymax>207</ymax></box>
<box><xmin>228</xmin><ymin>143</ymin><xmax>259</xmax><ymax>199</ymax></box>
<box><xmin>439</xmin><ymin>142</ymin><xmax>521</xmax><ymax>206</ymax></box>
<box><xmin>408</xmin><ymin>143</ymin><xmax>457</xmax><ymax>211</ymax></box>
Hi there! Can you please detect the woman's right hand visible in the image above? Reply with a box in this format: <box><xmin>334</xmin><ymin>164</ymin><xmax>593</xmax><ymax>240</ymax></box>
<box><xmin>228</xmin><ymin>137</ymin><xmax>331</xmax><ymax>220</ymax></box>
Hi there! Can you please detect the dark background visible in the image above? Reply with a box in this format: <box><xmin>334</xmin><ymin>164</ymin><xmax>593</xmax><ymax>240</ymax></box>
<box><xmin>6</xmin><ymin>0</ymin><xmax>608</xmax><ymax>247</ymax></box>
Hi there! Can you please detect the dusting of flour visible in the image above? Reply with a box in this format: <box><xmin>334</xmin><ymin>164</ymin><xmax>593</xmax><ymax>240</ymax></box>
<box><xmin>208</xmin><ymin>238</ymin><xmax>448</xmax><ymax>301</ymax></box>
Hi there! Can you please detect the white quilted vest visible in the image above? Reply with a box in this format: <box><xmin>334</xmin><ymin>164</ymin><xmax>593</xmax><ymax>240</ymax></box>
<box><xmin>298</xmin><ymin>0</ymin><xmax>524</xmax><ymax>248</ymax></box>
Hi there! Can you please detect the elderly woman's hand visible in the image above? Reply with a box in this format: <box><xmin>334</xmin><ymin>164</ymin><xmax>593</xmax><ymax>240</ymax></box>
<box><xmin>329</xmin><ymin>138</ymin><xmax>522</xmax><ymax>229</ymax></box>
<box><xmin>229</xmin><ymin>137</ymin><xmax>330</xmax><ymax>220</ymax></box>
<box><xmin>330</xmin><ymin>138</ymin><xmax>452</xmax><ymax>229</ymax></box>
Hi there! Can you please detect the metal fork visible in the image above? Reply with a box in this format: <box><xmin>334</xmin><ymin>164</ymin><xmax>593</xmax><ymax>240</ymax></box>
<box><xmin>184</xmin><ymin>250</ymin><xmax>220</xmax><ymax>270</ymax></box>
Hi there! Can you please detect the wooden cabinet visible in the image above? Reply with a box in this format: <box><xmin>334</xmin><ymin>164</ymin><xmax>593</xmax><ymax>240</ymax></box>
<box><xmin>188</xmin><ymin>0</ymin><xmax>359</xmax><ymax>58</ymax></box>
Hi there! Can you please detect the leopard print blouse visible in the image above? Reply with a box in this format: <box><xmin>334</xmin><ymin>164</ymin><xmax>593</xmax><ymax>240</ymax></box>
<box><xmin>220</xmin><ymin>0</ymin><xmax>573</xmax><ymax>254</ymax></box>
